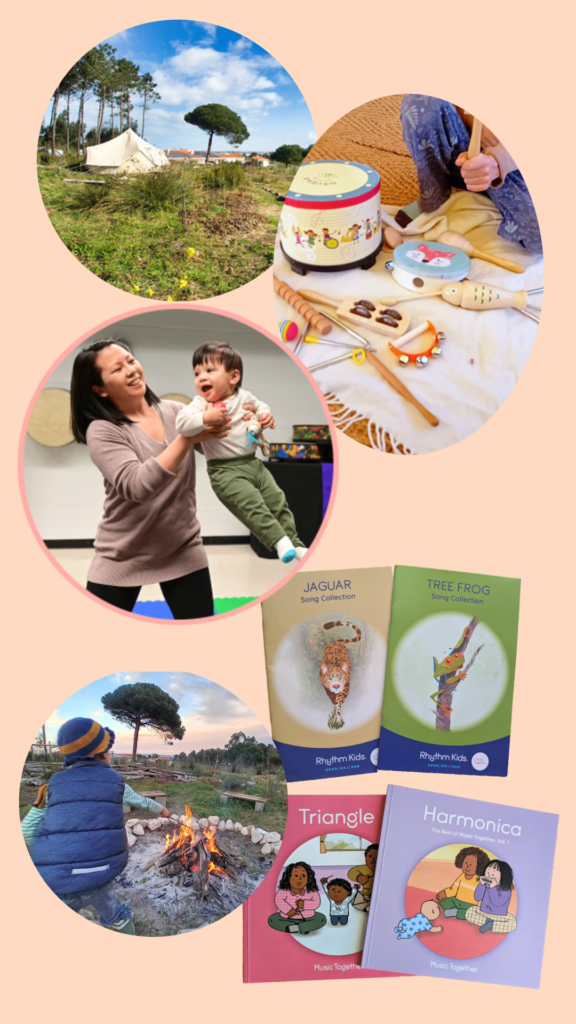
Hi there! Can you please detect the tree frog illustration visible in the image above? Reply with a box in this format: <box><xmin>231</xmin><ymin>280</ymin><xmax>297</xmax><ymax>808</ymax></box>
<box><xmin>430</xmin><ymin>626</ymin><xmax>471</xmax><ymax>716</ymax></box>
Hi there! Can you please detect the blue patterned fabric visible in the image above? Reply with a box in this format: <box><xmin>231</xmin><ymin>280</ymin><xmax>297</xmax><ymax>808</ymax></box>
<box><xmin>400</xmin><ymin>95</ymin><xmax>542</xmax><ymax>254</ymax></box>
<box><xmin>29</xmin><ymin>759</ymin><xmax>128</xmax><ymax>895</ymax></box>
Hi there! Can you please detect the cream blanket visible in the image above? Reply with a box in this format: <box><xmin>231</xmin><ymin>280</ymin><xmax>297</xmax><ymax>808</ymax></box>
<box><xmin>274</xmin><ymin>191</ymin><xmax>543</xmax><ymax>454</ymax></box>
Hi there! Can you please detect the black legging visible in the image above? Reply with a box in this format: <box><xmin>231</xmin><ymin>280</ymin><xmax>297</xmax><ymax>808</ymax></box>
<box><xmin>87</xmin><ymin>566</ymin><xmax>214</xmax><ymax>620</ymax></box>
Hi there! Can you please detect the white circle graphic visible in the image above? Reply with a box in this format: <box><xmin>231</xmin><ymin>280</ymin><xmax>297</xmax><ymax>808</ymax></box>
<box><xmin>370</xmin><ymin>748</ymin><xmax>379</xmax><ymax>766</ymax></box>
<box><xmin>471</xmin><ymin>752</ymin><xmax>490</xmax><ymax>771</ymax></box>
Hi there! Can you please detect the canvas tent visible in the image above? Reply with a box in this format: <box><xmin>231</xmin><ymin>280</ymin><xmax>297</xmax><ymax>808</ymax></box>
<box><xmin>85</xmin><ymin>129</ymin><xmax>170</xmax><ymax>175</ymax></box>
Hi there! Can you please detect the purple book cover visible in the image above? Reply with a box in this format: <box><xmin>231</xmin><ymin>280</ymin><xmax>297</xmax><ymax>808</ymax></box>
<box><xmin>361</xmin><ymin>785</ymin><xmax>558</xmax><ymax>989</ymax></box>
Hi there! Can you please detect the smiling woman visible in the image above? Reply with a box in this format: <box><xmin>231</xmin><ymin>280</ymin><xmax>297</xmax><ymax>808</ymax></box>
<box><xmin>38</xmin><ymin>19</ymin><xmax>316</xmax><ymax>300</ymax></box>
<box><xmin>21</xmin><ymin>306</ymin><xmax>334</xmax><ymax>621</ymax></box>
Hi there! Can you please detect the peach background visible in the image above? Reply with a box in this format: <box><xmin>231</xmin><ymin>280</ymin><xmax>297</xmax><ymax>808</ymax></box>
<box><xmin>4</xmin><ymin>2</ymin><xmax>572</xmax><ymax>1021</ymax></box>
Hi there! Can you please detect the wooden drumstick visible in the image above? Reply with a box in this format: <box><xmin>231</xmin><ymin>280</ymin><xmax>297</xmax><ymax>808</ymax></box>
<box><xmin>273</xmin><ymin>275</ymin><xmax>332</xmax><ymax>335</ymax></box>
<box><xmin>438</xmin><ymin>229</ymin><xmax>525</xmax><ymax>274</ymax></box>
<box><xmin>296</xmin><ymin>290</ymin><xmax>439</xmax><ymax>427</ymax></box>
<box><xmin>468</xmin><ymin>117</ymin><xmax>482</xmax><ymax>158</ymax></box>
<box><xmin>363</xmin><ymin>350</ymin><xmax>439</xmax><ymax>427</ymax></box>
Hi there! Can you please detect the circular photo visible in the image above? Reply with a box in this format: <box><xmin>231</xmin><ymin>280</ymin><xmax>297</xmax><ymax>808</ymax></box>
<box><xmin>404</xmin><ymin>843</ymin><xmax>518</xmax><ymax>959</ymax></box>
<box><xmin>38</xmin><ymin>20</ymin><xmax>315</xmax><ymax>301</ymax></box>
<box><xmin>20</xmin><ymin>672</ymin><xmax>287</xmax><ymax>937</ymax></box>
<box><xmin>268</xmin><ymin>832</ymin><xmax>378</xmax><ymax>955</ymax></box>
<box><xmin>272</xmin><ymin>93</ymin><xmax>543</xmax><ymax>454</ymax></box>
<box><xmin>20</xmin><ymin>306</ymin><xmax>334</xmax><ymax>621</ymax></box>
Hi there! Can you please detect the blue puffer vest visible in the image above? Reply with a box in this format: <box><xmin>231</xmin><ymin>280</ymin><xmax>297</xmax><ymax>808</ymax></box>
<box><xmin>30</xmin><ymin>759</ymin><xmax>128</xmax><ymax>895</ymax></box>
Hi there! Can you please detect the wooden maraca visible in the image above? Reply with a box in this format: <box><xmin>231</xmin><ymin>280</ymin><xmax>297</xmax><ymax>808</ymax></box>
<box><xmin>438</xmin><ymin>229</ymin><xmax>525</xmax><ymax>274</ymax></box>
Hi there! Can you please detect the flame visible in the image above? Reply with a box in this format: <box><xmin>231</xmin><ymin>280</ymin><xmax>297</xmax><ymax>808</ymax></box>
<box><xmin>162</xmin><ymin>806</ymin><xmax>228</xmax><ymax>878</ymax></box>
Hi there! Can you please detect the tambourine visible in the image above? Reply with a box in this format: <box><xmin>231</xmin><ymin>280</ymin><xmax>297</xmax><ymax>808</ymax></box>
<box><xmin>386</xmin><ymin>240</ymin><xmax>471</xmax><ymax>293</ymax></box>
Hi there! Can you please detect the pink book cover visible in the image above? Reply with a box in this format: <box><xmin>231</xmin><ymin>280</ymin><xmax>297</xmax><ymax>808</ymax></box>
<box><xmin>243</xmin><ymin>793</ymin><xmax>406</xmax><ymax>983</ymax></box>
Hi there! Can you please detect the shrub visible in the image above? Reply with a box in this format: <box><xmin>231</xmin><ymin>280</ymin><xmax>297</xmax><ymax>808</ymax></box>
<box><xmin>201</xmin><ymin>163</ymin><xmax>245</xmax><ymax>190</ymax></box>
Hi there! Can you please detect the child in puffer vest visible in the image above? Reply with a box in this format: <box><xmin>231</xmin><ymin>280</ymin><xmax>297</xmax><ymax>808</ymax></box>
<box><xmin>22</xmin><ymin>718</ymin><xmax>172</xmax><ymax>934</ymax></box>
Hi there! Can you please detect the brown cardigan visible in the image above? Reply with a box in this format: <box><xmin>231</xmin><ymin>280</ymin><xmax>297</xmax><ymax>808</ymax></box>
<box><xmin>86</xmin><ymin>401</ymin><xmax>208</xmax><ymax>587</ymax></box>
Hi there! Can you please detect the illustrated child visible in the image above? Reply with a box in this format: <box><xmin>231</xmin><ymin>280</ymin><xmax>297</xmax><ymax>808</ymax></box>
<box><xmin>395</xmin><ymin>900</ymin><xmax>443</xmax><ymax>939</ymax></box>
<box><xmin>22</xmin><ymin>718</ymin><xmax>172</xmax><ymax>934</ymax></box>
<box><xmin>436</xmin><ymin>845</ymin><xmax>490</xmax><ymax>921</ymax></box>
<box><xmin>268</xmin><ymin>861</ymin><xmax>326</xmax><ymax>934</ymax></box>
<box><xmin>175</xmin><ymin>342</ymin><xmax>307</xmax><ymax>563</ymax></box>
<box><xmin>321</xmin><ymin>876</ymin><xmax>356</xmax><ymax>925</ymax></box>
<box><xmin>465</xmin><ymin>860</ymin><xmax>517</xmax><ymax>934</ymax></box>
<box><xmin>348</xmin><ymin>843</ymin><xmax>379</xmax><ymax>913</ymax></box>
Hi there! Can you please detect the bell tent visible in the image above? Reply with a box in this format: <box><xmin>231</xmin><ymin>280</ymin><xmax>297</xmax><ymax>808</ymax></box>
<box><xmin>85</xmin><ymin>129</ymin><xmax>169</xmax><ymax>175</ymax></box>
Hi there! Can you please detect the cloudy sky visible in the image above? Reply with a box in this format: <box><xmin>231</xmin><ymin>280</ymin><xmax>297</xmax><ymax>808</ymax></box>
<box><xmin>46</xmin><ymin>20</ymin><xmax>316</xmax><ymax>152</ymax></box>
<box><xmin>40</xmin><ymin>672</ymin><xmax>271</xmax><ymax>754</ymax></box>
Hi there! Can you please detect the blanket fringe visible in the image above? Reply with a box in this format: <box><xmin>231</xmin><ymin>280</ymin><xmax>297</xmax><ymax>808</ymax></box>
<box><xmin>324</xmin><ymin>393</ymin><xmax>413</xmax><ymax>454</ymax></box>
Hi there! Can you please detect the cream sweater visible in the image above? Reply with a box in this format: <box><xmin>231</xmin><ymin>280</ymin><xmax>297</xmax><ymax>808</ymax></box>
<box><xmin>175</xmin><ymin>388</ymin><xmax>271</xmax><ymax>461</ymax></box>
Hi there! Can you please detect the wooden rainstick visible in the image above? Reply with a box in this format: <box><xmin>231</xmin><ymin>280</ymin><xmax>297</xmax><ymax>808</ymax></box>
<box><xmin>438</xmin><ymin>229</ymin><xmax>525</xmax><ymax>274</ymax></box>
<box><xmin>297</xmin><ymin>288</ymin><xmax>411</xmax><ymax>338</ymax></box>
<box><xmin>273</xmin><ymin>275</ymin><xmax>332</xmax><ymax>335</ymax></box>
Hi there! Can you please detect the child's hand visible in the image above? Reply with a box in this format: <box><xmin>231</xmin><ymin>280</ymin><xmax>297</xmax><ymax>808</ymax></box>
<box><xmin>354</xmin><ymin>884</ymin><xmax>361</xmax><ymax>891</ymax></box>
<box><xmin>455</xmin><ymin>151</ymin><xmax>500</xmax><ymax>191</ymax></box>
<box><xmin>258</xmin><ymin>411</ymin><xmax>275</xmax><ymax>430</ymax></box>
<box><xmin>436</xmin><ymin>889</ymin><xmax>446</xmax><ymax>903</ymax></box>
<box><xmin>203</xmin><ymin>404</ymin><xmax>229</xmax><ymax>427</ymax></box>
<box><xmin>159</xmin><ymin>806</ymin><xmax>171</xmax><ymax>818</ymax></box>
<box><xmin>320</xmin><ymin>877</ymin><xmax>328</xmax><ymax>885</ymax></box>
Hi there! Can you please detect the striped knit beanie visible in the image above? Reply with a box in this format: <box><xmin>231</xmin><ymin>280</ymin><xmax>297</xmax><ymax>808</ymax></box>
<box><xmin>57</xmin><ymin>718</ymin><xmax>115</xmax><ymax>766</ymax></box>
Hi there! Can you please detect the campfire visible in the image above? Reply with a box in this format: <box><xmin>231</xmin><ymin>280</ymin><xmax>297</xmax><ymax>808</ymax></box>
<box><xmin>154</xmin><ymin>806</ymin><xmax>245</xmax><ymax>898</ymax></box>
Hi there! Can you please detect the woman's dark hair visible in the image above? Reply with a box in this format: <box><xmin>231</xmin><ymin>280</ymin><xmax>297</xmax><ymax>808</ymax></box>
<box><xmin>192</xmin><ymin>341</ymin><xmax>243</xmax><ymax>390</ymax></box>
<box><xmin>454</xmin><ymin>846</ymin><xmax>490</xmax><ymax>876</ymax></box>
<box><xmin>277</xmin><ymin>861</ymin><xmax>319</xmax><ymax>893</ymax></box>
<box><xmin>365</xmin><ymin>844</ymin><xmax>379</xmax><ymax>858</ymax></box>
<box><xmin>70</xmin><ymin>339</ymin><xmax>160</xmax><ymax>444</ymax></box>
<box><xmin>484</xmin><ymin>859</ymin><xmax>515</xmax><ymax>892</ymax></box>
<box><xmin>327</xmin><ymin>877</ymin><xmax>352</xmax><ymax>894</ymax></box>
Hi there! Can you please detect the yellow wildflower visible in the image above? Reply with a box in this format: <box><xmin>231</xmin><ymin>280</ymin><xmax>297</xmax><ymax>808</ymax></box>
<box><xmin>133</xmin><ymin>285</ymin><xmax>140</xmax><ymax>293</ymax></box>
<box><xmin>167</xmin><ymin>297</ymin><xmax>173</xmax><ymax>302</ymax></box>
<box><xmin>187</xmin><ymin>248</ymin><xmax>195</xmax><ymax>257</ymax></box>
<box><xmin>147</xmin><ymin>288</ymin><xmax>154</xmax><ymax>297</ymax></box>
<box><xmin>179</xmin><ymin>279</ymin><xmax>188</xmax><ymax>289</ymax></box>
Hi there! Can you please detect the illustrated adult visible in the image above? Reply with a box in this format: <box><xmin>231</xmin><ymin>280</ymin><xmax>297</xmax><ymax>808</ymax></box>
<box><xmin>70</xmin><ymin>338</ymin><xmax>257</xmax><ymax>618</ymax></box>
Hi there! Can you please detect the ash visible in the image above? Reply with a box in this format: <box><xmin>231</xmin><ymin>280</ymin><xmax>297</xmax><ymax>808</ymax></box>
<box><xmin>115</xmin><ymin>831</ymin><xmax>273</xmax><ymax>936</ymax></box>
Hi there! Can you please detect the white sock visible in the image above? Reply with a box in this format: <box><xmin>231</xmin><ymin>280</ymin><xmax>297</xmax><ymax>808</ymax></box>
<box><xmin>275</xmin><ymin>536</ymin><xmax>296</xmax><ymax>562</ymax></box>
<box><xmin>294</xmin><ymin>547</ymin><xmax>308</xmax><ymax>560</ymax></box>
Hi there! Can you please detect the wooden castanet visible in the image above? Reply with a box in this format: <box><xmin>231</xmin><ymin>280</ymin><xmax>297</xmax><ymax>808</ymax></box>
<box><xmin>384</xmin><ymin>226</ymin><xmax>404</xmax><ymax>250</ymax></box>
<box><xmin>273</xmin><ymin>275</ymin><xmax>332</xmax><ymax>335</ymax></box>
<box><xmin>438</xmin><ymin>229</ymin><xmax>525</xmax><ymax>274</ymax></box>
<box><xmin>297</xmin><ymin>288</ymin><xmax>411</xmax><ymax>338</ymax></box>
<box><xmin>440</xmin><ymin>280</ymin><xmax>528</xmax><ymax>310</ymax></box>
<box><xmin>296</xmin><ymin>289</ymin><xmax>439</xmax><ymax>426</ymax></box>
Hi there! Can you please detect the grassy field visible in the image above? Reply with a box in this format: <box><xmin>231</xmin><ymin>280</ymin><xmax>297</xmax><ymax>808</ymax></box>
<box><xmin>38</xmin><ymin>161</ymin><xmax>295</xmax><ymax>300</ymax></box>
<box><xmin>20</xmin><ymin>765</ymin><xmax>287</xmax><ymax>835</ymax></box>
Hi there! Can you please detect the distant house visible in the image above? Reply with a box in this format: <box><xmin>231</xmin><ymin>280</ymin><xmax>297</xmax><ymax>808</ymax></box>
<box><xmin>247</xmin><ymin>156</ymin><xmax>270</xmax><ymax>167</ymax></box>
<box><xmin>166</xmin><ymin>148</ymin><xmax>195</xmax><ymax>161</ymax></box>
<box><xmin>211</xmin><ymin>152</ymin><xmax>246</xmax><ymax>164</ymax></box>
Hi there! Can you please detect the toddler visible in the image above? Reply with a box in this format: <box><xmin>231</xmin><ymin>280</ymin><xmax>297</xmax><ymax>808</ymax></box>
<box><xmin>176</xmin><ymin>342</ymin><xmax>306</xmax><ymax>563</ymax></box>
<box><xmin>320</xmin><ymin>876</ymin><xmax>355</xmax><ymax>925</ymax></box>
<box><xmin>395</xmin><ymin>900</ymin><xmax>443</xmax><ymax>939</ymax></box>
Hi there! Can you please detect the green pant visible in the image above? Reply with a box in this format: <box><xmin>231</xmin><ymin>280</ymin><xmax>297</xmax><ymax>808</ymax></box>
<box><xmin>268</xmin><ymin>912</ymin><xmax>326</xmax><ymax>934</ymax></box>
<box><xmin>207</xmin><ymin>454</ymin><xmax>303</xmax><ymax>551</ymax></box>
<box><xmin>440</xmin><ymin>896</ymin><xmax>474</xmax><ymax>920</ymax></box>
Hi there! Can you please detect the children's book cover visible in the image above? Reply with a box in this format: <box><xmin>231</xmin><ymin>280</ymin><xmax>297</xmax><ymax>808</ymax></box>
<box><xmin>261</xmin><ymin>567</ymin><xmax>392</xmax><ymax>782</ymax></box>
<box><xmin>243</xmin><ymin>794</ymin><xmax>406</xmax><ymax>983</ymax></box>
<box><xmin>379</xmin><ymin>566</ymin><xmax>521</xmax><ymax>776</ymax></box>
<box><xmin>361</xmin><ymin>785</ymin><xmax>558</xmax><ymax>989</ymax></box>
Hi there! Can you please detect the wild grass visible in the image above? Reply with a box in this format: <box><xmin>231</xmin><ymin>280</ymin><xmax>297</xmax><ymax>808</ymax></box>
<box><xmin>38</xmin><ymin>163</ymin><xmax>292</xmax><ymax>300</ymax></box>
